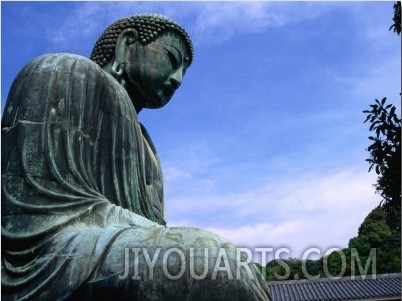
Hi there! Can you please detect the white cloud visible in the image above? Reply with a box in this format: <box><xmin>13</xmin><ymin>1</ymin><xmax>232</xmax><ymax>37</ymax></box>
<box><xmin>46</xmin><ymin>2</ymin><xmax>343</xmax><ymax>50</ymax></box>
<box><xmin>163</xmin><ymin>166</ymin><xmax>192</xmax><ymax>183</ymax></box>
<box><xmin>167</xmin><ymin>168</ymin><xmax>381</xmax><ymax>264</ymax></box>
<box><xmin>190</xmin><ymin>2</ymin><xmax>340</xmax><ymax>46</ymax></box>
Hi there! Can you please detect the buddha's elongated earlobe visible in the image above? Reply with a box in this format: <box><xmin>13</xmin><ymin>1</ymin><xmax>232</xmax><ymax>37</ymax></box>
<box><xmin>111</xmin><ymin>28</ymin><xmax>138</xmax><ymax>81</ymax></box>
<box><xmin>111</xmin><ymin>60</ymin><xmax>124</xmax><ymax>80</ymax></box>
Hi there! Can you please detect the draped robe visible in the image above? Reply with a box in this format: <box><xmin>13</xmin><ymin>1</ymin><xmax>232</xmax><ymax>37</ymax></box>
<box><xmin>1</xmin><ymin>53</ymin><xmax>270</xmax><ymax>300</ymax></box>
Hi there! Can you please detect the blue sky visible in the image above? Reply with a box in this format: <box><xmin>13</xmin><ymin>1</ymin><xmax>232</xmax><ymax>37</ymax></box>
<box><xmin>1</xmin><ymin>2</ymin><xmax>401</xmax><ymax>264</ymax></box>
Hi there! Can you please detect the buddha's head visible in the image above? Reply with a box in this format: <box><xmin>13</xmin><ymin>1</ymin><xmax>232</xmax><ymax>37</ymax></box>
<box><xmin>90</xmin><ymin>14</ymin><xmax>194</xmax><ymax>112</ymax></box>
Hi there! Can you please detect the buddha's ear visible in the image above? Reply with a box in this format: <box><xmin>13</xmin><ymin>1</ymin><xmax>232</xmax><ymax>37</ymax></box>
<box><xmin>114</xmin><ymin>28</ymin><xmax>139</xmax><ymax>62</ymax></box>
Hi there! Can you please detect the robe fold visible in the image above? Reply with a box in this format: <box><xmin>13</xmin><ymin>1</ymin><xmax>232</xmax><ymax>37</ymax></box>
<box><xmin>2</xmin><ymin>53</ymin><xmax>165</xmax><ymax>300</ymax></box>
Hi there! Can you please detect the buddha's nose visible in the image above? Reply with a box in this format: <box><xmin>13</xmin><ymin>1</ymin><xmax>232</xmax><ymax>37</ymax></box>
<box><xmin>169</xmin><ymin>68</ymin><xmax>183</xmax><ymax>89</ymax></box>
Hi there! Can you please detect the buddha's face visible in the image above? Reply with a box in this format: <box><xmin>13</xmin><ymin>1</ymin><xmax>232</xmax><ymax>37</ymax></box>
<box><xmin>124</xmin><ymin>32</ymin><xmax>189</xmax><ymax>109</ymax></box>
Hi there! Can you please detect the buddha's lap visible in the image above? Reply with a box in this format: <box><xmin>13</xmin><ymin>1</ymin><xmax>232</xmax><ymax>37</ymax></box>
<box><xmin>68</xmin><ymin>226</ymin><xmax>269</xmax><ymax>300</ymax></box>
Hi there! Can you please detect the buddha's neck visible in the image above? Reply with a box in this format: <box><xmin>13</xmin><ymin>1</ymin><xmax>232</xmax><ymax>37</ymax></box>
<box><xmin>102</xmin><ymin>62</ymin><xmax>144</xmax><ymax>114</ymax></box>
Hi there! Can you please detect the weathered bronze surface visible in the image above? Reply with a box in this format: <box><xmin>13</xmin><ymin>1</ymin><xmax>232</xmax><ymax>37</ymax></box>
<box><xmin>1</xmin><ymin>14</ymin><xmax>270</xmax><ymax>300</ymax></box>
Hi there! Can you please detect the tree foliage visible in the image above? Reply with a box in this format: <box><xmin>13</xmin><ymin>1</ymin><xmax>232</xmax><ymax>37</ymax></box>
<box><xmin>362</xmin><ymin>2</ymin><xmax>401</xmax><ymax>232</ymax></box>
<box><xmin>264</xmin><ymin>258</ymin><xmax>324</xmax><ymax>281</ymax></box>
<box><xmin>363</xmin><ymin>97</ymin><xmax>401</xmax><ymax>213</ymax></box>
<box><xmin>264</xmin><ymin>207</ymin><xmax>401</xmax><ymax>281</ymax></box>
<box><xmin>389</xmin><ymin>1</ymin><xmax>401</xmax><ymax>35</ymax></box>
<box><xmin>344</xmin><ymin>206</ymin><xmax>400</xmax><ymax>275</ymax></box>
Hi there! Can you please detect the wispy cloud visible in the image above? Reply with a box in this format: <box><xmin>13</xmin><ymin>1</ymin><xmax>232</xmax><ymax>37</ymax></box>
<box><xmin>167</xmin><ymin>168</ymin><xmax>380</xmax><ymax>263</ymax></box>
<box><xmin>46</xmin><ymin>2</ymin><xmax>343</xmax><ymax>50</ymax></box>
<box><xmin>48</xmin><ymin>2</ymin><xmax>181</xmax><ymax>49</ymax></box>
<box><xmin>185</xmin><ymin>2</ymin><xmax>341</xmax><ymax>46</ymax></box>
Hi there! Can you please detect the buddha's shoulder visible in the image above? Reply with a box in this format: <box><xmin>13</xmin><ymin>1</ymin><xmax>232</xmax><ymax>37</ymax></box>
<box><xmin>16</xmin><ymin>53</ymin><xmax>121</xmax><ymax>91</ymax></box>
<box><xmin>25</xmin><ymin>53</ymin><xmax>103</xmax><ymax>74</ymax></box>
